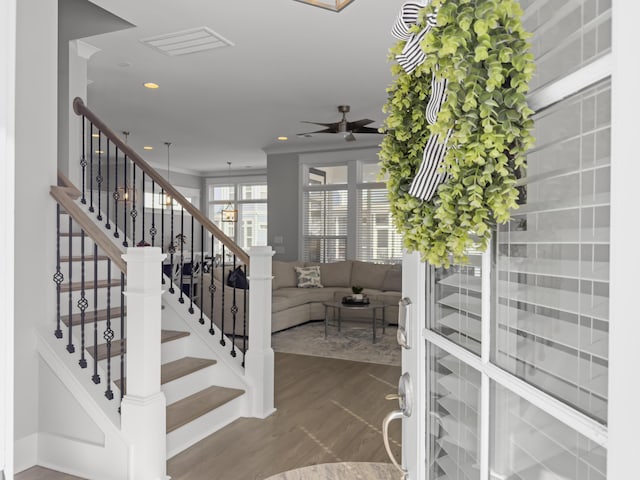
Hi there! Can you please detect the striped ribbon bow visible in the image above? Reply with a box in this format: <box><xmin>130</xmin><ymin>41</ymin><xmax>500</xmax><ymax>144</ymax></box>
<box><xmin>391</xmin><ymin>1</ymin><xmax>438</xmax><ymax>74</ymax></box>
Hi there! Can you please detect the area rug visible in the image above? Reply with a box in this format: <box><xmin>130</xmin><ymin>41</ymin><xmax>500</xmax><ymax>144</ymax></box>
<box><xmin>272</xmin><ymin>321</ymin><xmax>400</xmax><ymax>366</ymax></box>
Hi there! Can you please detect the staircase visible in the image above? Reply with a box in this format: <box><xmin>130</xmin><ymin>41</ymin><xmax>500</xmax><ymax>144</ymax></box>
<box><xmin>39</xmin><ymin>99</ymin><xmax>274</xmax><ymax>479</ymax></box>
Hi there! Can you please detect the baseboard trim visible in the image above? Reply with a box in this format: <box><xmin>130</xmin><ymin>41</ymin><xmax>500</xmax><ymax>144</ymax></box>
<box><xmin>13</xmin><ymin>433</ymin><xmax>37</xmax><ymax>474</ymax></box>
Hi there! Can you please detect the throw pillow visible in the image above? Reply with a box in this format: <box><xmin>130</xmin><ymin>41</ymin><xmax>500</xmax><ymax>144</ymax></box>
<box><xmin>295</xmin><ymin>266</ymin><xmax>323</xmax><ymax>288</ymax></box>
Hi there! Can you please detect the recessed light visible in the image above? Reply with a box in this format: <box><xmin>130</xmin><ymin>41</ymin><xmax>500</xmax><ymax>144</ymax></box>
<box><xmin>143</xmin><ymin>82</ymin><xmax>159</xmax><ymax>89</ymax></box>
<box><xmin>95</xmin><ymin>150</ymin><xmax>104</xmax><ymax>154</ymax></box>
<box><xmin>92</xmin><ymin>133</ymin><xmax>100</xmax><ymax>138</ymax></box>
<box><xmin>143</xmin><ymin>146</ymin><xmax>153</xmax><ymax>150</ymax></box>
<box><xmin>277</xmin><ymin>136</ymin><xmax>288</xmax><ymax>141</ymax></box>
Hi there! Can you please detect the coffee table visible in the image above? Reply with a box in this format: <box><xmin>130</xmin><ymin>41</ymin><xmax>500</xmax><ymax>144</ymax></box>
<box><xmin>323</xmin><ymin>301</ymin><xmax>386</xmax><ymax>344</ymax></box>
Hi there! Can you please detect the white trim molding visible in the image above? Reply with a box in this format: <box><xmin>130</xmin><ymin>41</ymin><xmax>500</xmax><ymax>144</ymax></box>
<box><xmin>0</xmin><ymin>0</ymin><xmax>16</xmax><ymax>476</ymax></box>
<box><xmin>607</xmin><ymin>1</ymin><xmax>640</xmax><ymax>479</ymax></box>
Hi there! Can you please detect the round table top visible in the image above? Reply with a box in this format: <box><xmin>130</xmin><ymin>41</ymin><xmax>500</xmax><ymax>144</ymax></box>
<box><xmin>323</xmin><ymin>300</ymin><xmax>385</xmax><ymax>309</ymax></box>
<box><xmin>264</xmin><ymin>462</ymin><xmax>401</xmax><ymax>480</ymax></box>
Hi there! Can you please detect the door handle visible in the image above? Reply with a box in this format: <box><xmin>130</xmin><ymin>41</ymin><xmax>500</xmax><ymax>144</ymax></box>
<box><xmin>382</xmin><ymin>373</ymin><xmax>412</xmax><ymax>478</ymax></box>
<box><xmin>397</xmin><ymin>297</ymin><xmax>412</xmax><ymax>349</ymax></box>
<box><xmin>383</xmin><ymin>410</ymin><xmax>408</xmax><ymax>479</ymax></box>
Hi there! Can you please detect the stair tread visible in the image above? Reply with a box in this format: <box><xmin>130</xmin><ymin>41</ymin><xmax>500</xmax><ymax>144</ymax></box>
<box><xmin>60</xmin><ymin>278</ymin><xmax>123</xmax><ymax>292</ymax></box>
<box><xmin>61</xmin><ymin>255</ymin><xmax>110</xmax><ymax>262</ymax></box>
<box><xmin>61</xmin><ymin>306</ymin><xmax>126</xmax><ymax>326</ymax></box>
<box><xmin>115</xmin><ymin>356</ymin><xmax>217</xmax><ymax>389</ymax></box>
<box><xmin>166</xmin><ymin>385</ymin><xmax>245</xmax><ymax>433</ymax></box>
<box><xmin>89</xmin><ymin>329</ymin><xmax>190</xmax><ymax>361</ymax></box>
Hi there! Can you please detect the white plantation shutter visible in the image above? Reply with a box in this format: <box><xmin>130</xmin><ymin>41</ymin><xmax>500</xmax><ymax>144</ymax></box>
<box><xmin>356</xmin><ymin>187</ymin><xmax>403</xmax><ymax>263</ymax></box>
<box><xmin>302</xmin><ymin>188</ymin><xmax>348</xmax><ymax>263</ymax></box>
<box><xmin>424</xmin><ymin>1</ymin><xmax>613</xmax><ymax>479</ymax></box>
<box><xmin>494</xmin><ymin>79</ymin><xmax>611</xmax><ymax>425</ymax></box>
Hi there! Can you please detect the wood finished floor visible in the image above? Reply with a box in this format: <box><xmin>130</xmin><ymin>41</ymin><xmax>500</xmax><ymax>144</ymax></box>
<box><xmin>16</xmin><ymin>353</ymin><xmax>401</xmax><ymax>480</ymax></box>
<box><xmin>168</xmin><ymin>353</ymin><xmax>402</xmax><ymax>480</ymax></box>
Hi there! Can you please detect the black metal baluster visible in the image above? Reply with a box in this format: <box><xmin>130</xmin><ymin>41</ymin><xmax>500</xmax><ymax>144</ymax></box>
<box><xmin>242</xmin><ymin>264</ymin><xmax>247</xmax><ymax>367</ymax></box>
<box><xmin>78</xmin><ymin>230</ymin><xmax>88</xmax><ymax>368</ymax></box>
<box><xmin>96</xmin><ymin>134</ymin><xmax>103</xmax><ymax>221</ymax></box>
<box><xmin>120</xmin><ymin>271</ymin><xmax>126</xmax><ymax>402</ymax></box>
<box><xmin>168</xmin><ymin>198</ymin><xmax>175</xmax><ymax>294</ymax></box>
<box><xmin>199</xmin><ymin>224</ymin><xmax>205</xmax><ymax>324</ymax></box>
<box><xmin>178</xmin><ymin>207</ymin><xmax>185</xmax><ymax>304</ymax></box>
<box><xmin>92</xmin><ymin>243</ymin><xmax>101</xmax><ymax>384</ymax></box>
<box><xmin>220</xmin><ymin>245</ymin><xmax>226</xmax><ymax>347</ymax></box>
<box><xmin>131</xmin><ymin>164</ymin><xmax>137</xmax><ymax>247</ymax></box>
<box><xmin>53</xmin><ymin>204</ymin><xmax>63</xmax><ymax>338</ymax></box>
<box><xmin>67</xmin><ymin>216</ymin><xmax>75</xmax><ymax>353</ymax></box>
<box><xmin>151</xmin><ymin>181</ymin><xmax>156</xmax><ymax>246</ymax></box>
<box><xmin>89</xmin><ymin>123</ymin><xmax>94</xmax><ymax>213</ymax></box>
<box><xmin>188</xmin><ymin>216</ymin><xmax>195</xmax><ymax>314</ymax></box>
<box><xmin>161</xmin><ymin>188</ymin><xmax>165</xmax><ymax>285</ymax></box>
<box><xmin>80</xmin><ymin>117</ymin><xmax>87</xmax><ymax>204</ymax></box>
<box><xmin>113</xmin><ymin>146</ymin><xmax>120</xmax><ymax>239</ymax></box>
<box><xmin>230</xmin><ymin>254</ymin><xmax>237</xmax><ymax>358</ymax></box>
<box><xmin>122</xmin><ymin>155</ymin><xmax>129</xmax><ymax>248</ymax></box>
<box><xmin>208</xmin><ymin>234</ymin><xmax>215</xmax><ymax>335</ymax></box>
<box><xmin>141</xmin><ymin>172</ymin><xmax>146</xmax><ymax>246</ymax></box>
<box><xmin>104</xmin><ymin>259</ymin><xmax>114</xmax><ymax>400</ymax></box>
<box><xmin>105</xmin><ymin>140</ymin><xmax>111</xmax><ymax>229</ymax></box>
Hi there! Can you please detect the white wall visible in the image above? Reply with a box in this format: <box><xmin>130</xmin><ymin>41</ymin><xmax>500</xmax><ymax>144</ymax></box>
<box><xmin>0</xmin><ymin>0</ymin><xmax>16</xmax><ymax>476</ymax></box>
<box><xmin>14</xmin><ymin>0</ymin><xmax>58</xmax><ymax>470</ymax></box>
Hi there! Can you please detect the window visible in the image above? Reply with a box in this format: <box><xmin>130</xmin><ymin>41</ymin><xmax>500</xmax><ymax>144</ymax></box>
<box><xmin>301</xmin><ymin>161</ymin><xmax>402</xmax><ymax>264</ymax></box>
<box><xmin>207</xmin><ymin>179</ymin><xmax>267</xmax><ymax>253</ymax></box>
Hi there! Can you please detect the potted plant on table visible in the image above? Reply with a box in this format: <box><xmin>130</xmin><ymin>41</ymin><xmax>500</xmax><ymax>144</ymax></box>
<box><xmin>351</xmin><ymin>286</ymin><xmax>364</xmax><ymax>301</ymax></box>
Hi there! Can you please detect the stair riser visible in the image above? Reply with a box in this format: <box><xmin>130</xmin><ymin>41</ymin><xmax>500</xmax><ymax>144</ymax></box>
<box><xmin>60</xmin><ymin>235</ymin><xmax>105</xmax><ymax>254</ymax></box>
<box><xmin>60</xmin><ymin>288</ymin><xmax>125</xmax><ymax>313</ymax></box>
<box><xmin>159</xmin><ymin>335</ymin><xmax>190</xmax><ymax>365</ymax></box>
<box><xmin>66</xmin><ymin>317</ymin><xmax>125</xmax><ymax>343</ymax></box>
<box><xmin>60</xmin><ymin>259</ymin><xmax>124</xmax><ymax>282</ymax></box>
<box><xmin>166</xmin><ymin>393</ymin><xmax>247</xmax><ymax>459</ymax></box>
<box><xmin>162</xmin><ymin>364</ymin><xmax>218</xmax><ymax>404</ymax></box>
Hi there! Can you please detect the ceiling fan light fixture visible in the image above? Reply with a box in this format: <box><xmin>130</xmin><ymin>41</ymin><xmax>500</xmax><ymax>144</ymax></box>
<box><xmin>344</xmin><ymin>132</ymin><xmax>356</xmax><ymax>142</ymax></box>
<box><xmin>294</xmin><ymin>0</ymin><xmax>356</xmax><ymax>12</ymax></box>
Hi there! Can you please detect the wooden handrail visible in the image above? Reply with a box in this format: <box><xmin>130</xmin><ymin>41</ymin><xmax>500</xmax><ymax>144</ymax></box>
<box><xmin>51</xmin><ymin>185</ymin><xmax>127</xmax><ymax>273</ymax></box>
<box><xmin>72</xmin><ymin>97</ymin><xmax>250</xmax><ymax>265</ymax></box>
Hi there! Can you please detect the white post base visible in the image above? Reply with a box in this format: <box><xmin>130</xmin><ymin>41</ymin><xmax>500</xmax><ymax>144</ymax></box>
<box><xmin>121</xmin><ymin>393</ymin><xmax>169</xmax><ymax>480</ymax></box>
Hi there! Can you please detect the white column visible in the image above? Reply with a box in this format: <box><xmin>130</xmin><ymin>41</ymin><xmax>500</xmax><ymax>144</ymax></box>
<box><xmin>608</xmin><ymin>1</ymin><xmax>640</xmax><ymax>478</ymax></box>
<box><xmin>119</xmin><ymin>247</ymin><xmax>169</xmax><ymax>480</ymax></box>
<box><xmin>245</xmin><ymin>246</ymin><xmax>276</xmax><ymax>418</ymax></box>
<box><xmin>67</xmin><ymin>40</ymin><xmax>100</xmax><ymax>187</ymax></box>
<box><xmin>0</xmin><ymin>0</ymin><xmax>16</xmax><ymax>476</ymax></box>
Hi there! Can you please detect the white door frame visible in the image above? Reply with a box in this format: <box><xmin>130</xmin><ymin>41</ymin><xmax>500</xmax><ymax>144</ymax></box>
<box><xmin>0</xmin><ymin>0</ymin><xmax>16</xmax><ymax>477</ymax></box>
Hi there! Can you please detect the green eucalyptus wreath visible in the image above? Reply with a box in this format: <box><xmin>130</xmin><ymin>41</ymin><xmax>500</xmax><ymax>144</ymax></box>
<box><xmin>380</xmin><ymin>0</ymin><xmax>536</xmax><ymax>267</ymax></box>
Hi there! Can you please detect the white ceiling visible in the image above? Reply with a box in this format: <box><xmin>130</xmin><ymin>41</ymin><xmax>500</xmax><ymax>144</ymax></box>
<box><xmin>83</xmin><ymin>0</ymin><xmax>406</xmax><ymax>174</ymax></box>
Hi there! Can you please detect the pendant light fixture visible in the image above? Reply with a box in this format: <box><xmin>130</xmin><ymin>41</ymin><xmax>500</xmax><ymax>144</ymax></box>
<box><xmin>221</xmin><ymin>162</ymin><xmax>238</xmax><ymax>223</ymax></box>
<box><xmin>163</xmin><ymin>141</ymin><xmax>173</xmax><ymax>207</ymax></box>
<box><xmin>294</xmin><ymin>0</ymin><xmax>355</xmax><ymax>12</ymax></box>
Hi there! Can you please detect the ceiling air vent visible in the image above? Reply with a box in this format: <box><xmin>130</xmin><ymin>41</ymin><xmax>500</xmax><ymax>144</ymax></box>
<box><xmin>140</xmin><ymin>27</ymin><xmax>234</xmax><ymax>57</ymax></box>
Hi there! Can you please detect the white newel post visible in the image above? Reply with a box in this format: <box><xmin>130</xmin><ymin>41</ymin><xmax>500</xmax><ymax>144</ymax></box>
<box><xmin>119</xmin><ymin>248</ymin><xmax>169</xmax><ymax>480</ymax></box>
<box><xmin>245</xmin><ymin>245</ymin><xmax>276</xmax><ymax>418</ymax></box>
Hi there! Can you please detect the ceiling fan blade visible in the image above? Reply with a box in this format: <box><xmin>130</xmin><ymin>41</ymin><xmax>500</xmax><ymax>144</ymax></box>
<box><xmin>297</xmin><ymin>128</ymin><xmax>336</xmax><ymax>136</ymax></box>
<box><xmin>351</xmin><ymin>126</ymin><xmax>381</xmax><ymax>134</ymax></box>
<box><xmin>347</xmin><ymin>119</ymin><xmax>375</xmax><ymax>130</ymax></box>
<box><xmin>300</xmin><ymin>121</ymin><xmax>340</xmax><ymax>132</ymax></box>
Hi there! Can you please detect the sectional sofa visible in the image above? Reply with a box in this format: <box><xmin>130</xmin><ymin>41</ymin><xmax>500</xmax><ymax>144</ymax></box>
<box><xmin>197</xmin><ymin>260</ymin><xmax>402</xmax><ymax>336</ymax></box>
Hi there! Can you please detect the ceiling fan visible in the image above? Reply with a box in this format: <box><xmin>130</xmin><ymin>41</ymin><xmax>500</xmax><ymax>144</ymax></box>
<box><xmin>298</xmin><ymin>105</ymin><xmax>381</xmax><ymax>142</ymax></box>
